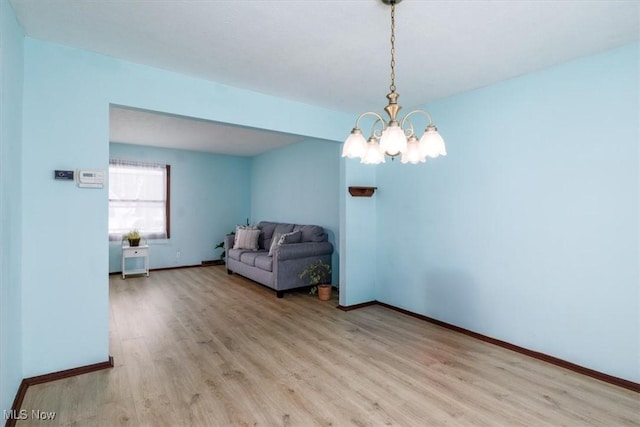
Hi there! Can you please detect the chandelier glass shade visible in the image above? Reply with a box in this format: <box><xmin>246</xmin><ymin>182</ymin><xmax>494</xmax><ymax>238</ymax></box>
<box><xmin>341</xmin><ymin>0</ymin><xmax>446</xmax><ymax>165</ymax></box>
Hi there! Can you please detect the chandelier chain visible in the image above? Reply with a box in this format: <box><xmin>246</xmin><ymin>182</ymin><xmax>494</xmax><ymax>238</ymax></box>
<box><xmin>389</xmin><ymin>2</ymin><xmax>396</xmax><ymax>93</ymax></box>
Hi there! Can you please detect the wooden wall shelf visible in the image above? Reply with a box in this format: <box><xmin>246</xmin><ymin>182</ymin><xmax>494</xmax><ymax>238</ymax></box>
<box><xmin>348</xmin><ymin>186</ymin><xmax>377</xmax><ymax>197</ymax></box>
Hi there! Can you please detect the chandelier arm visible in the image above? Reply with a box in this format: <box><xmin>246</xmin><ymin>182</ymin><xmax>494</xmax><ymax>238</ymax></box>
<box><xmin>354</xmin><ymin>111</ymin><xmax>388</xmax><ymax>131</ymax></box>
<box><xmin>400</xmin><ymin>118</ymin><xmax>415</xmax><ymax>138</ymax></box>
<box><xmin>400</xmin><ymin>110</ymin><xmax>435</xmax><ymax>129</ymax></box>
<box><xmin>369</xmin><ymin>118</ymin><xmax>384</xmax><ymax>139</ymax></box>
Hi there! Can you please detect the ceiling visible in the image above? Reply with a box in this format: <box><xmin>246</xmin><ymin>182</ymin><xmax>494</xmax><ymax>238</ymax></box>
<box><xmin>109</xmin><ymin>106</ymin><xmax>309</xmax><ymax>156</ymax></box>
<box><xmin>10</xmin><ymin>0</ymin><xmax>640</xmax><ymax>155</ymax></box>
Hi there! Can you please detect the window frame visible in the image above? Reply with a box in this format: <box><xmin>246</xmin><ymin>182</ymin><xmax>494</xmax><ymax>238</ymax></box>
<box><xmin>108</xmin><ymin>159</ymin><xmax>171</xmax><ymax>241</ymax></box>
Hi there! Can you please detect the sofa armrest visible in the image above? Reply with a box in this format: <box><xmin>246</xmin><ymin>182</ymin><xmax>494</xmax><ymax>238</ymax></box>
<box><xmin>224</xmin><ymin>234</ymin><xmax>235</xmax><ymax>251</ymax></box>
<box><xmin>275</xmin><ymin>241</ymin><xmax>333</xmax><ymax>261</ymax></box>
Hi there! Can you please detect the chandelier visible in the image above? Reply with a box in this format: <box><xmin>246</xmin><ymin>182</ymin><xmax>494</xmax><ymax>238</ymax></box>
<box><xmin>341</xmin><ymin>0</ymin><xmax>446</xmax><ymax>164</ymax></box>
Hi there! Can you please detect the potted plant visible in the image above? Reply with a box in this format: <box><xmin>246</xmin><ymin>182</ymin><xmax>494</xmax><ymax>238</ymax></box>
<box><xmin>299</xmin><ymin>260</ymin><xmax>332</xmax><ymax>301</ymax></box>
<box><xmin>126</xmin><ymin>229</ymin><xmax>141</xmax><ymax>247</ymax></box>
<box><xmin>215</xmin><ymin>229</ymin><xmax>236</xmax><ymax>261</ymax></box>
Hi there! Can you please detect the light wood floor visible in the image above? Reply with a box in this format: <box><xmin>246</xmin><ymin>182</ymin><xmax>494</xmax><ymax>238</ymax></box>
<box><xmin>18</xmin><ymin>266</ymin><xmax>639</xmax><ymax>426</ymax></box>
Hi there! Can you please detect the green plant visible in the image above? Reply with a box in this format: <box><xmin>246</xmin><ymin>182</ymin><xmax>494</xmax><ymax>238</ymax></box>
<box><xmin>299</xmin><ymin>260</ymin><xmax>332</xmax><ymax>294</ymax></box>
<box><xmin>126</xmin><ymin>229</ymin><xmax>140</xmax><ymax>240</ymax></box>
<box><xmin>215</xmin><ymin>231</ymin><xmax>235</xmax><ymax>260</ymax></box>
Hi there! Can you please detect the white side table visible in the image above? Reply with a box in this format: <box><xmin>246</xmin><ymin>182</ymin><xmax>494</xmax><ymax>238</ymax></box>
<box><xmin>122</xmin><ymin>243</ymin><xmax>149</xmax><ymax>279</ymax></box>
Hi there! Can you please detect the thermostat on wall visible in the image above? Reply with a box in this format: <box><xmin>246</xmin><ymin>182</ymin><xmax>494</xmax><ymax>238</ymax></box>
<box><xmin>54</xmin><ymin>170</ymin><xmax>74</xmax><ymax>180</ymax></box>
<box><xmin>76</xmin><ymin>169</ymin><xmax>105</xmax><ymax>188</ymax></box>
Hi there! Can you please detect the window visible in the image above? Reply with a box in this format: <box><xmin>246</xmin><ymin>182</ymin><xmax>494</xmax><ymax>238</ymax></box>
<box><xmin>108</xmin><ymin>159</ymin><xmax>170</xmax><ymax>240</ymax></box>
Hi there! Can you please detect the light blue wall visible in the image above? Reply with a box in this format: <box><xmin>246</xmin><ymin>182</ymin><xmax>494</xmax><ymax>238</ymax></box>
<box><xmin>108</xmin><ymin>143</ymin><xmax>251</xmax><ymax>272</ymax></box>
<box><xmin>339</xmin><ymin>160</ymin><xmax>377</xmax><ymax>306</ymax></box>
<box><xmin>0</xmin><ymin>0</ymin><xmax>23</xmax><ymax>414</ymax></box>
<box><xmin>20</xmin><ymin>38</ymin><xmax>352</xmax><ymax>378</ymax></box>
<box><xmin>375</xmin><ymin>43</ymin><xmax>639</xmax><ymax>382</ymax></box>
<box><xmin>251</xmin><ymin>139</ymin><xmax>341</xmax><ymax>282</ymax></box>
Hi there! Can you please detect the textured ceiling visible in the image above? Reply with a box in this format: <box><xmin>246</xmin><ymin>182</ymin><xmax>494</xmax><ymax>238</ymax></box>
<box><xmin>10</xmin><ymin>0</ymin><xmax>640</xmax><ymax>155</ymax></box>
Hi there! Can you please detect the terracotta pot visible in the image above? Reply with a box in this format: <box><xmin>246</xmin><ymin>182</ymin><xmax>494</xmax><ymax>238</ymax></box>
<box><xmin>128</xmin><ymin>238</ymin><xmax>140</xmax><ymax>247</ymax></box>
<box><xmin>317</xmin><ymin>284</ymin><xmax>332</xmax><ymax>301</ymax></box>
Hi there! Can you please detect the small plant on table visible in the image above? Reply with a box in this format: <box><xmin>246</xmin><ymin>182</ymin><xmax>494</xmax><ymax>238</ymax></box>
<box><xmin>125</xmin><ymin>229</ymin><xmax>141</xmax><ymax>247</ymax></box>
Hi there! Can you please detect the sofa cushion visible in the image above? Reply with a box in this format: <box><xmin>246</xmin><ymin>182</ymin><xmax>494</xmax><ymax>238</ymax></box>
<box><xmin>274</xmin><ymin>223</ymin><xmax>295</xmax><ymax>235</ymax></box>
<box><xmin>228</xmin><ymin>248</ymin><xmax>250</xmax><ymax>261</ymax></box>
<box><xmin>258</xmin><ymin>221</ymin><xmax>277</xmax><ymax>238</ymax></box>
<box><xmin>293</xmin><ymin>224</ymin><xmax>327</xmax><ymax>242</ymax></box>
<box><xmin>240</xmin><ymin>250</ymin><xmax>268</xmax><ymax>266</ymax></box>
<box><xmin>257</xmin><ymin>221</ymin><xmax>278</xmax><ymax>249</ymax></box>
<box><xmin>234</xmin><ymin>227</ymin><xmax>260</xmax><ymax>250</ymax></box>
<box><xmin>254</xmin><ymin>255</ymin><xmax>273</xmax><ymax>272</ymax></box>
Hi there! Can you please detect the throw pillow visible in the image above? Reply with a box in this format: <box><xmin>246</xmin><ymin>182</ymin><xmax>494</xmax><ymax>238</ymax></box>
<box><xmin>268</xmin><ymin>232</ymin><xmax>283</xmax><ymax>256</ymax></box>
<box><xmin>268</xmin><ymin>231</ymin><xmax>302</xmax><ymax>256</ymax></box>
<box><xmin>233</xmin><ymin>228</ymin><xmax>260</xmax><ymax>250</ymax></box>
<box><xmin>278</xmin><ymin>230</ymin><xmax>302</xmax><ymax>245</ymax></box>
<box><xmin>233</xmin><ymin>224</ymin><xmax>258</xmax><ymax>246</ymax></box>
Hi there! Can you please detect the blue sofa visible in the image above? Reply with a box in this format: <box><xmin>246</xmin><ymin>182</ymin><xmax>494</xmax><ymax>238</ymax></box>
<box><xmin>225</xmin><ymin>221</ymin><xmax>333</xmax><ymax>298</ymax></box>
